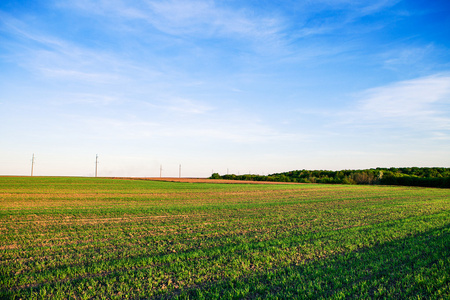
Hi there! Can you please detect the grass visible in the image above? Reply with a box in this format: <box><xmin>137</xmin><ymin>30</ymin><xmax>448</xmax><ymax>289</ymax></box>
<box><xmin>0</xmin><ymin>176</ymin><xmax>449</xmax><ymax>299</ymax></box>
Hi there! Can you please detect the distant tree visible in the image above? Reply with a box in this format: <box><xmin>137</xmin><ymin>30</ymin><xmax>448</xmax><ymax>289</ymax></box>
<box><xmin>210</xmin><ymin>173</ymin><xmax>221</xmax><ymax>179</ymax></box>
<box><xmin>213</xmin><ymin>167</ymin><xmax>449</xmax><ymax>188</ymax></box>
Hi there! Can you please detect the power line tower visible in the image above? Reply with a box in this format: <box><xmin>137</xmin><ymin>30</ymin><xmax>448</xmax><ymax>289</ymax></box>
<box><xmin>95</xmin><ymin>154</ymin><xmax>99</xmax><ymax>177</ymax></box>
<box><xmin>31</xmin><ymin>153</ymin><xmax>35</xmax><ymax>176</ymax></box>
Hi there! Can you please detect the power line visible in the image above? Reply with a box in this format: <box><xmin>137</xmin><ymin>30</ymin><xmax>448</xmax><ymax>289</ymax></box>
<box><xmin>95</xmin><ymin>154</ymin><xmax>98</xmax><ymax>177</ymax></box>
<box><xmin>31</xmin><ymin>153</ymin><xmax>35</xmax><ymax>176</ymax></box>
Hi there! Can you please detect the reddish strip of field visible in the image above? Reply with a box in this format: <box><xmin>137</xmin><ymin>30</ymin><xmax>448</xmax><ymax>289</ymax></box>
<box><xmin>112</xmin><ymin>177</ymin><xmax>302</xmax><ymax>184</ymax></box>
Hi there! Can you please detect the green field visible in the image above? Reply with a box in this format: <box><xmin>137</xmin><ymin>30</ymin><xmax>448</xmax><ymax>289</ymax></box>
<box><xmin>1</xmin><ymin>177</ymin><xmax>449</xmax><ymax>299</ymax></box>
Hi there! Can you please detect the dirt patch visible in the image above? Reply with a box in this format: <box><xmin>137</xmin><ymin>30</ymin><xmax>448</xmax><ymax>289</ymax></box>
<box><xmin>0</xmin><ymin>244</ymin><xmax>19</xmax><ymax>250</ymax></box>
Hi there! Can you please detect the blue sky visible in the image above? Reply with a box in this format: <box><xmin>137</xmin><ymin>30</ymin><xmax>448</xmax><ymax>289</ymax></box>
<box><xmin>1</xmin><ymin>0</ymin><xmax>450</xmax><ymax>177</ymax></box>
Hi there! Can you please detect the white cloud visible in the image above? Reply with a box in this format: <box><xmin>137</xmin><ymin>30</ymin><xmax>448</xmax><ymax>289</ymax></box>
<box><xmin>157</xmin><ymin>97</ymin><xmax>213</xmax><ymax>115</ymax></box>
<box><xmin>355</xmin><ymin>74</ymin><xmax>450</xmax><ymax>129</ymax></box>
<box><xmin>72</xmin><ymin>109</ymin><xmax>304</xmax><ymax>144</ymax></box>
<box><xmin>50</xmin><ymin>93</ymin><xmax>121</xmax><ymax>106</ymax></box>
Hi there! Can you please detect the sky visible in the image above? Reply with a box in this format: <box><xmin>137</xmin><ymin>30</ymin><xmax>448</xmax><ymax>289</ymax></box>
<box><xmin>1</xmin><ymin>0</ymin><xmax>450</xmax><ymax>177</ymax></box>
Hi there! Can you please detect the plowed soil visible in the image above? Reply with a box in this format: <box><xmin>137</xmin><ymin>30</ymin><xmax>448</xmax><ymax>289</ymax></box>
<box><xmin>113</xmin><ymin>177</ymin><xmax>302</xmax><ymax>184</ymax></box>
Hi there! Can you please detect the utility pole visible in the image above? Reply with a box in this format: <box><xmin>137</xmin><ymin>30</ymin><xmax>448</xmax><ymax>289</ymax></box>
<box><xmin>31</xmin><ymin>153</ymin><xmax>35</xmax><ymax>176</ymax></box>
<box><xmin>95</xmin><ymin>154</ymin><xmax>98</xmax><ymax>177</ymax></box>
<box><xmin>179</xmin><ymin>164</ymin><xmax>181</xmax><ymax>178</ymax></box>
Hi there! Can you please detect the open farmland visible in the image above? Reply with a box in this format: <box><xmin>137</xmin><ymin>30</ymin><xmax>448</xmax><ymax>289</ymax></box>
<box><xmin>1</xmin><ymin>177</ymin><xmax>449</xmax><ymax>299</ymax></box>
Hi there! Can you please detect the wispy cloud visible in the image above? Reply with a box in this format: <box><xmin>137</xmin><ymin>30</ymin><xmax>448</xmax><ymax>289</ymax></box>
<box><xmin>147</xmin><ymin>0</ymin><xmax>283</xmax><ymax>39</ymax></box>
<box><xmin>352</xmin><ymin>0</ymin><xmax>401</xmax><ymax>17</ymax></box>
<box><xmin>289</xmin><ymin>0</ymin><xmax>401</xmax><ymax>37</ymax></box>
<box><xmin>0</xmin><ymin>13</ymin><xmax>166</xmax><ymax>85</ymax></box>
<box><xmin>383</xmin><ymin>45</ymin><xmax>435</xmax><ymax>70</ymax></box>
<box><xmin>56</xmin><ymin>0</ymin><xmax>285</xmax><ymax>42</ymax></box>
<box><xmin>1</xmin><ymin>17</ymin><xmax>116</xmax><ymax>80</ymax></box>
<box><xmin>306</xmin><ymin>0</ymin><xmax>401</xmax><ymax>17</ymax></box>
<box><xmin>40</xmin><ymin>68</ymin><xmax>120</xmax><ymax>83</ymax></box>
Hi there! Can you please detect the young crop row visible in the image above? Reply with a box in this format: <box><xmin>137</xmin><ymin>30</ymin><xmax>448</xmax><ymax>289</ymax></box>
<box><xmin>0</xmin><ymin>177</ymin><xmax>449</xmax><ymax>299</ymax></box>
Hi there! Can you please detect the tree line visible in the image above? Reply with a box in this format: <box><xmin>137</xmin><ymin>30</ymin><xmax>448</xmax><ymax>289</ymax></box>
<box><xmin>210</xmin><ymin>167</ymin><xmax>450</xmax><ymax>188</ymax></box>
